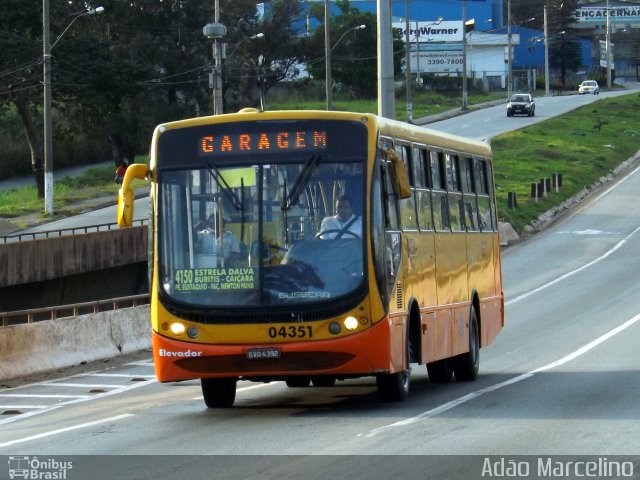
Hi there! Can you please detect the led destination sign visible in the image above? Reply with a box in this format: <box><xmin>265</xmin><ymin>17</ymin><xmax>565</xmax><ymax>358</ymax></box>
<box><xmin>199</xmin><ymin>130</ymin><xmax>328</xmax><ymax>156</ymax></box>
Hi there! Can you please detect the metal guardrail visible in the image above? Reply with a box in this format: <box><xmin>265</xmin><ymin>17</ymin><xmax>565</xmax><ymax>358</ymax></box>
<box><xmin>0</xmin><ymin>219</ymin><xmax>148</xmax><ymax>244</ymax></box>
<box><xmin>0</xmin><ymin>294</ymin><xmax>150</xmax><ymax>327</ymax></box>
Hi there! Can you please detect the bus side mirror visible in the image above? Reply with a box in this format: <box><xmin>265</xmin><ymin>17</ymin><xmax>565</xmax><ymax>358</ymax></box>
<box><xmin>385</xmin><ymin>149</ymin><xmax>412</xmax><ymax>199</ymax></box>
<box><xmin>117</xmin><ymin>163</ymin><xmax>148</xmax><ymax>227</ymax></box>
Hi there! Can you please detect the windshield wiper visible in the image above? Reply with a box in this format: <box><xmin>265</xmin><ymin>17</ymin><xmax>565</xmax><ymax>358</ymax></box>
<box><xmin>280</xmin><ymin>155</ymin><xmax>321</xmax><ymax>211</ymax></box>
<box><xmin>206</xmin><ymin>161</ymin><xmax>243</xmax><ymax>212</ymax></box>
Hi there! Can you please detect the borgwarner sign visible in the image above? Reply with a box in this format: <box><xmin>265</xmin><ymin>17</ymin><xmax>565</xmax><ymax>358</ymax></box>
<box><xmin>393</xmin><ymin>20</ymin><xmax>463</xmax><ymax>43</ymax></box>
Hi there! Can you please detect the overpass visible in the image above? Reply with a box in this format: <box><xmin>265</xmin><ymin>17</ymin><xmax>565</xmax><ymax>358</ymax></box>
<box><xmin>0</xmin><ymin>224</ymin><xmax>151</xmax><ymax>381</ymax></box>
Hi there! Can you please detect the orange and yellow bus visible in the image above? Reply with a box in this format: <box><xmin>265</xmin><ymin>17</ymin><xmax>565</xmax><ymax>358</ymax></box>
<box><xmin>118</xmin><ymin>108</ymin><xmax>503</xmax><ymax>407</ymax></box>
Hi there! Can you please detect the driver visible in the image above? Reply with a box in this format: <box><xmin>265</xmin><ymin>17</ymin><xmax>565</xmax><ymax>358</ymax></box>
<box><xmin>318</xmin><ymin>194</ymin><xmax>362</xmax><ymax>239</ymax></box>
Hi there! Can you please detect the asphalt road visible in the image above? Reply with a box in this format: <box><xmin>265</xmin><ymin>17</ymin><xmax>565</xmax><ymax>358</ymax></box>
<box><xmin>1</xmin><ymin>89</ymin><xmax>639</xmax><ymax>479</ymax></box>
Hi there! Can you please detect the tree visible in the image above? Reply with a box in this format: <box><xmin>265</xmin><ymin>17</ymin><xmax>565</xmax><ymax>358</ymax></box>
<box><xmin>222</xmin><ymin>0</ymin><xmax>308</xmax><ymax>111</ymax></box>
<box><xmin>547</xmin><ymin>0</ymin><xmax>583</xmax><ymax>84</ymax></box>
<box><xmin>305</xmin><ymin>0</ymin><xmax>402</xmax><ymax>99</ymax></box>
<box><xmin>0</xmin><ymin>0</ymin><xmax>48</xmax><ymax>195</ymax></box>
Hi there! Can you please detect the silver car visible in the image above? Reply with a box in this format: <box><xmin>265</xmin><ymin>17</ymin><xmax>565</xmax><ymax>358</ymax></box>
<box><xmin>579</xmin><ymin>80</ymin><xmax>600</xmax><ymax>95</ymax></box>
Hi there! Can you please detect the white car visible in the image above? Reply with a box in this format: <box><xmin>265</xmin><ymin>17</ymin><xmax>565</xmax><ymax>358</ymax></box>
<box><xmin>579</xmin><ymin>80</ymin><xmax>600</xmax><ymax>95</ymax></box>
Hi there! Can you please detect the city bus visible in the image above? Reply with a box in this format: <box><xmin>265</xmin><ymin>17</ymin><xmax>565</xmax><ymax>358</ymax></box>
<box><xmin>118</xmin><ymin>108</ymin><xmax>504</xmax><ymax>407</ymax></box>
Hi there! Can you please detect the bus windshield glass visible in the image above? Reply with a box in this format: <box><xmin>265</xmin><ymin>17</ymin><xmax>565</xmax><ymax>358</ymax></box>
<box><xmin>156</xmin><ymin>119</ymin><xmax>368</xmax><ymax>308</ymax></box>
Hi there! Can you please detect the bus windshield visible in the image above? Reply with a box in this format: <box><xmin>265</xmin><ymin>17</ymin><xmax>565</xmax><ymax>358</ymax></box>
<box><xmin>158</xmin><ymin>153</ymin><xmax>366</xmax><ymax>309</ymax></box>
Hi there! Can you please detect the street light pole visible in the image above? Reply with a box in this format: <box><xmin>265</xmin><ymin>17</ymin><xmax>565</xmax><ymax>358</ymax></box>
<box><xmin>325</xmin><ymin>0</ymin><xmax>332</xmax><ymax>110</ymax></box>
<box><xmin>42</xmin><ymin>1</ymin><xmax>104</xmax><ymax>215</ymax></box>
<box><xmin>326</xmin><ymin>22</ymin><xmax>366</xmax><ymax>111</ymax></box>
<box><xmin>405</xmin><ymin>0</ymin><xmax>412</xmax><ymax>123</ymax></box>
<box><xmin>606</xmin><ymin>0</ymin><xmax>612</xmax><ymax>89</ymax></box>
<box><xmin>507</xmin><ymin>0</ymin><xmax>512</xmax><ymax>99</ymax></box>
<box><xmin>544</xmin><ymin>5</ymin><xmax>550</xmax><ymax>97</ymax></box>
<box><xmin>377</xmin><ymin>0</ymin><xmax>395</xmax><ymax>118</ymax></box>
<box><xmin>462</xmin><ymin>0</ymin><xmax>468</xmax><ymax>110</ymax></box>
<box><xmin>43</xmin><ymin>0</ymin><xmax>53</xmax><ymax>215</ymax></box>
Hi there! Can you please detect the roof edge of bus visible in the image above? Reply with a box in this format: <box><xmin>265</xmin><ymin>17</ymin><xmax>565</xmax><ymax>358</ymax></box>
<box><xmin>153</xmin><ymin>109</ymin><xmax>379</xmax><ymax>132</ymax></box>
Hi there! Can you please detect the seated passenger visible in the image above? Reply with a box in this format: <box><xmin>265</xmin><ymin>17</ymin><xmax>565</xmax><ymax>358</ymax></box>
<box><xmin>196</xmin><ymin>214</ymin><xmax>240</xmax><ymax>266</ymax></box>
<box><xmin>318</xmin><ymin>194</ymin><xmax>362</xmax><ymax>239</ymax></box>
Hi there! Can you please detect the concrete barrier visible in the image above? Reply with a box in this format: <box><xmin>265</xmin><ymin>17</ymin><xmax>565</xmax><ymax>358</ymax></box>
<box><xmin>0</xmin><ymin>306</ymin><xmax>151</xmax><ymax>381</ymax></box>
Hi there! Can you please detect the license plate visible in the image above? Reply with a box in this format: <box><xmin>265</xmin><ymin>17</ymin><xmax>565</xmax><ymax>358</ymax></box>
<box><xmin>246</xmin><ymin>347</ymin><xmax>281</xmax><ymax>360</ymax></box>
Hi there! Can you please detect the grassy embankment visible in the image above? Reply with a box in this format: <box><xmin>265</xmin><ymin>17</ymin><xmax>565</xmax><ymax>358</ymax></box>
<box><xmin>1</xmin><ymin>90</ymin><xmax>639</xmax><ymax>234</ymax></box>
<box><xmin>492</xmin><ymin>92</ymin><xmax>640</xmax><ymax>232</ymax></box>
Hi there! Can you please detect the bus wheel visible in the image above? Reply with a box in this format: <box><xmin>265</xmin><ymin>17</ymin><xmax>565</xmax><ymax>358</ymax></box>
<box><xmin>285</xmin><ymin>378</ymin><xmax>311</xmax><ymax>387</ymax></box>
<box><xmin>453</xmin><ymin>308</ymin><xmax>480</xmax><ymax>381</ymax></box>
<box><xmin>376</xmin><ymin>368</ymin><xmax>410</xmax><ymax>402</ymax></box>
<box><xmin>376</xmin><ymin>337</ymin><xmax>411</xmax><ymax>401</ymax></box>
<box><xmin>312</xmin><ymin>377</ymin><xmax>336</xmax><ymax>387</ymax></box>
<box><xmin>201</xmin><ymin>377</ymin><xmax>237</xmax><ymax>408</ymax></box>
<box><xmin>427</xmin><ymin>358</ymin><xmax>453</xmax><ymax>383</ymax></box>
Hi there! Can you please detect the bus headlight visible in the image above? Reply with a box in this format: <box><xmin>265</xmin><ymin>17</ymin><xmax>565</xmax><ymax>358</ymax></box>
<box><xmin>329</xmin><ymin>322</ymin><xmax>341</xmax><ymax>335</ymax></box>
<box><xmin>344</xmin><ymin>316</ymin><xmax>359</xmax><ymax>331</ymax></box>
<box><xmin>170</xmin><ymin>323</ymin><xmax>186</xmax><ymax>335</ymax></box>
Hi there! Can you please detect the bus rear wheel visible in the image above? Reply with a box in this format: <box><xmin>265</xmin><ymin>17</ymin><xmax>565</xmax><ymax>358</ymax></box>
<box><xmin>453</xmin><ymin>308</ymin><xmax>480</xmax><ymax>381</ymax></box>
<box><xmin>427</xmin><ymin>358</ymin><xmax>453</xmax><ymax>383</ymax></box>
<box><xmin>312</xmin><ymin>377</ymin><xmax>336</xmax><ymax>387</ymax></box>
<box><xmin>285</xmin><ymin>378</ymin><xmax>311</xmax><ymax>387</ymax></box>
<box><xmin>201</xmin><ymin>377</ymin><xmax>237</xmax><ymax>408</ymax></box>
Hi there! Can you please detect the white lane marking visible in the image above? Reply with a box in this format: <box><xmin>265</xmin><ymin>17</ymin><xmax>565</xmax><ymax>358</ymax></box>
<box><xmin>191</xmin><ymin>381</ymin><xmax>278</xmax><ymax>400</ymax></box>
<box><xmin>125</xmin><ymin>360</ymin><xmax>155</xmax><ymax>367</ymax></box>
<box><xmin>557</xmin><ymin>229</ymin><xmax>617</xmax><ymax>235</ymax></box>
<box><xmin>40</xmin><ymin>383</ymin><xmax>124</xmax><ymax>389</ymax></box>
<box><xmin>506</xmin><ymin>223</ymin><xmax>640</xmax><ymax>306</ymax></box>
<box><xmin>507</xmin><ymin>162</ymin><xmax>640</xmax><ymax>307</ymax></box>
<box><xmin>89</xmin><ymin>373</ymin><xmax>156</xmax><ymax>379</ymax></box>
<box><xmin>0</xmin><ymin>394</ymin><xmax>90</xmax><ymax>399</ymax></box>
<box><xmin>0</xmin><ymin>414</ymin><xmax>134</xmax><ymax>448</ymax></box>
<box><xmin>358</xmin><ymin>312</ymin><xmax>640</xmax><ymax>438</ymax></box>
<box><xmin>1</xmin><ymin>405</ymin><xmax>51</xmax><ymax>409</ymax></box>
<box><xmin>0</xmin><ymin>378</ymin><xmax>156</xmax><ymax>427</ymax></box>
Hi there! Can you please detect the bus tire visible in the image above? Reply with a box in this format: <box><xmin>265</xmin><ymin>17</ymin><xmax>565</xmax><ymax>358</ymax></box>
<box><xmin>427</xmin><ymin>358</ymin><xmax>453</xmax><ymax>383</ymax></box>
<box><xmin>453</xmin><ymin>308</ymin><xmax>480</xmax><ymax>381</ymax></box>
<box><xmin>376</xmin><ymin>369</ymin><xmax>410</xmax><ymax>402</ymax></box>
<box><xmin>286</xmin><ymin>378</ymin><xmax>311</xmax><ymax>387</ymax></box>
<box><xmin>312</xmin><ymin>377</ymin><xmax>336</xmax><ymax>387</ymax></box>
<box><xmin>376</xmin><ymin>334</ymin><xmax>411</xmax><ymax>402</ymax></box>
<box><xmin>201</xmin><ymin>377</ymin><xmax>237</xmax><ymax>408</ymax></box>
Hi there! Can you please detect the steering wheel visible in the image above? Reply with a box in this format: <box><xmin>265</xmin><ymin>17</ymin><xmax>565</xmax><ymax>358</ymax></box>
<box><xmin>315</xmin><ymin>229</ymin><xmax>360</xmax><ymax>240</ymax></box>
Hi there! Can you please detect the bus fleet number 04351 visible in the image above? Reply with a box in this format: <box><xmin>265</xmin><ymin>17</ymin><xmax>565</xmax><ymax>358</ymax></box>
<box><xmin>268</xmin><ymin>326</ymin><xmax>313</xmax><ymax>339</ymax></box>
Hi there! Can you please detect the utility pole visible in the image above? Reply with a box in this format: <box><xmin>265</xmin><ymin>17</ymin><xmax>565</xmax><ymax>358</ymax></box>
<box><xmin>404</xmin><ymin>0</ymin><xmax>412</xmax><ymax>123</ymax></box>
<box><xmin>377</xmin><ymin>0</ymin><xmax>395</xmax><ymax>118</ymax></box>
<box><xmin>43</xmin><ymin>0</ymin><xmax>53</xmax><ymax>215</ymax></box>
<box><xmin>606</xmin><ymin>0</ymin><xmax>612</xmax><ymax>89</ymax></box>
<box><xmin>507</xmin><ymin>0</ymin><xmax>512</xmax><ymax>99</ymax></box>
<box><xmin>544</xmin><ymin>5</ymin><xmax>550</xmax><ymax>97</ymax></box>
<box><xmin>462</xmin><ymin>0</ymin><xmax>468</xmax><ymax>110</ymax></box>
<box><xmin>203</xmin><ymin>0</ymin><xmax>226</xmax><ymax>115</ymax></box>
<box><xmin>325</xmin><ymin>0</ymin><xmax>332</xmax><ymax>110</ymax></box>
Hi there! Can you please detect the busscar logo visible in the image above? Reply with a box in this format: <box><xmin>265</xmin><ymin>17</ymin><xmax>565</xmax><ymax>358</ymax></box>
<box><xmin>8</xmin><ymin>456</ymin><xmax>73</xmax><ymax>479</ymax></box>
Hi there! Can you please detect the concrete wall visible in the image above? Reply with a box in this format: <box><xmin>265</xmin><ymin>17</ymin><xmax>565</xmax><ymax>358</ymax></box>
<box><xmin>0</xmin><ymin>226</ymin><xmax>148</xmax><ymax>287</ymax></box>
<box><xmin>0</xmin><ymin>305</ymin><xmax>151</xmax><ymax>381</ymax></box>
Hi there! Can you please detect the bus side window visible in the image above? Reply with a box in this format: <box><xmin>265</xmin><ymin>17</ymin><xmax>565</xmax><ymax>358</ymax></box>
<box><xmin>413</xmin><ymin>146</ymin><xmax>433</xmax><ymax>231</ymax></box>
<box><xmin>446</xmin><ymin>154</ymin><xmax>463</xmax><ymax>232</ymax></box>
<box><xmin>474</xmin><ymin>158</ymin><xmax>495</xmax><ymax>231</ymax></box>
<box><xmin>396</xmin><ymin>142</ymin><xmax>417</xmax><ymax>230</ymax></box>
<box><xmin>430</xmin><ymin>150</ymin><xmax>449</xmax><ymax>231</ymax></box>
<box><xmin>460</xmin><ymin>156</ymin><xmax>479</xmax><ymax>232</ymax></box>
